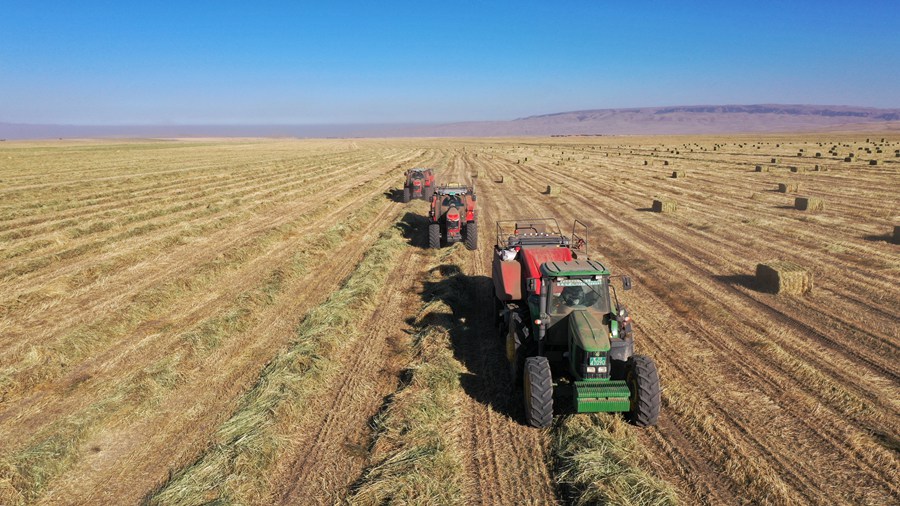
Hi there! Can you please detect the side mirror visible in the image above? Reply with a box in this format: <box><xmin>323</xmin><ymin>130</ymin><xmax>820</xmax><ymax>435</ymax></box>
<box><xmin>622</xmin><ymin>276</ymin><xmax>633</xmax><ymax>291</ymax></box>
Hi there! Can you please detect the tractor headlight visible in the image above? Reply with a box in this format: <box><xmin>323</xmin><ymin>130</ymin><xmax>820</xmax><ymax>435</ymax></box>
<box><xmin>586</xmin><ymin>366</ymin><xmax>596</xmax><ymax>373</ymax></box>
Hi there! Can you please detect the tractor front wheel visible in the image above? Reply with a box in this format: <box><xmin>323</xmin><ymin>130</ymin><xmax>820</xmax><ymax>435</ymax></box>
<box><xmin>402</xmin><ymin>187</ymin><xmax>411</xmax><ymax>203</ymax></box>
<box><xmin>465</xmin><ymin>221</ymin><xmax>478</xmax><ymax>250</ymax></box>
<box><xmin>428</xmin><ymin>223</ymin><xmax>441</xmax><ymax>249</ymax></box>
<box><xmin>524</xmin><ymin>357</ymin><xmax>553</xmax><ymax>428</ymax></box>
<box><xmin>626</xmin><ymin>354</ymin><xmax>661</xmax><ymax>427</ymax></box>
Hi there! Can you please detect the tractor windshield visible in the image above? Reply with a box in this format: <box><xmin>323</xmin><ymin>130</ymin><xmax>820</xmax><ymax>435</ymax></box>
<box><xmin>548</xmin><ymin>278</ymin><xmax>611</xmax><ymax>318</ymax></box>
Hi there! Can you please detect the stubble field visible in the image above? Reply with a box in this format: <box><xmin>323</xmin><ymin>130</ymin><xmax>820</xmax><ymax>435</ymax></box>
<box><xmin>0</xmin><ymin>134</ymin><xmax>897</xmax><ymax>505</ymax></box>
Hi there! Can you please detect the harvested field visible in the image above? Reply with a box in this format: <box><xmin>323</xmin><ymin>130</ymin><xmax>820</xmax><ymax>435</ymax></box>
<box><xmin>0</xmin><ymin>134</ymin><xmax>897</xmax><ymax>505</ymax></box>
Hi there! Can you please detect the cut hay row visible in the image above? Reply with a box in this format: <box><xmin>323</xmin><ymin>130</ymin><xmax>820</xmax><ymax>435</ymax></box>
<box><xmin>348</xmin><ymin>250</ymin><xmax>469</xmax><ymax>505</ymax></box>
<box><xmin>0</xmin><ymin>178</ymin><xmax>396</xmax><ymax>403</ymax></box>
<box><xmin>0</xmin><ymin>195</ymin><xmax>398</xmax><ymax>503</ymax></box>
<box><xmin>0</xmin><ymin>153</ymin><xmax>382</xmax><ymax>280</ymax></box>
<box><xmin>146</xmin><ymin>224</ymin><xmax>408</xmax><ymax>505</ymax></box>
<box><xmin>550</xmin><ymin>414</ymin><xmax>678</xmax><ymax>506</ymax></box>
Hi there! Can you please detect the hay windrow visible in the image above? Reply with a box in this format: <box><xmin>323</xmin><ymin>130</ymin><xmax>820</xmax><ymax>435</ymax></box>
<box><xmin>551</xmin><ymin>414</ymin><xmax>679</xmax><ymax>506</ymax></box>
<box><xmin>348</xmin><ymin>252</ymin><xmax>468</xmax><ymax>506</ymax></box>
<box><xmin>146</xmin><ymin>224</ymin><xmax>408</xmax><ymax>505</ymax></box>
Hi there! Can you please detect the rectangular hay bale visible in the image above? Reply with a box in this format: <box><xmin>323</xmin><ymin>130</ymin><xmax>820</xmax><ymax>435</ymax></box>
<box><xmin>794</xmin><ymin>196</ymin><xmax>824</xmax><ymax>211</ymax></box>
<box><xmin>671</xmin><ymin>171</ymin><xmax>686</xmax><ymax>178</ymax></box>
<box><xmin>546</xmin><ymin>185</ymin><xmax>561</xmax><ymax>196</ymax></box>
<box><xmin>652</xmin><ymin>199</ymin><xmax>676</xmax><ymax>213</ymax></box>
<box><xmin>777</xmin><ymin>182</ymin><xmax>799</xmax><ymax>193</ymax></box>
<box><xmin>756</xmin><ymin>262</ymin><xmax>812</xmax><ymax>295</ymax></box>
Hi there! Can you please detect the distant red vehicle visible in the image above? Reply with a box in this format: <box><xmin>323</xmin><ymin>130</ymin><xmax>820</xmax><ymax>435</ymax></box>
<box><xmin>428</xmin><ymin>183</ymin><xmax>477</xmax><ymax>250</ymax></box>
<box><xmin>402</xmin><ymin>168</ymin><xmax>435</xmax><ymax>202</ymax></box>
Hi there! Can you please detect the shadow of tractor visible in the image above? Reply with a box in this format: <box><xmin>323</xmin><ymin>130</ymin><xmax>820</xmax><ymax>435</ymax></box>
<box><xmin>396</xmin><ymin>211</ymin><xmax>432</xmax><ymax>250</ymax></box>
<box><xmin>418</xmin><ymin>263</ymin><xmax>523</xmax><ymax>422</ymax></box>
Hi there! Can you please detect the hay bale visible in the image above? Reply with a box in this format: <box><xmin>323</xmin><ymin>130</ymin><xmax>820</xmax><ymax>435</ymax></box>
<box><xmin>496</xmin><ymin>175</ymin><xmax>504</xmax><ymax>183</ymax></box>
<box><xmin>789</xmin><ymin>166</ymin><xmax>801</xmax><ymax>173</ymax></box>
<box><xmin>777</xmin><ymin>182</ymin><xmax>799</xmax><ymax>193</ymax></box>
<box><xmin>643</xmin><ymin>160</ymin><xmax>648</xmax><ymax>165</ymax></box>
<box><xmin>652</xmin><ymin>199</ymin><xmax>676</xmax><ymax>213</ymax></box>
<box><xmin>771</xmin><ymin>157</ymin><xmax>778</xmax><ymax>163</ymax></box>
<box><xmin>869</xmin><ymin>159</ymin><xmax>878</xmax><ymax>165</ymax></box>
<box><xmin>671</xmin><ymin>171</ymin><xmax>685</xmax><ymax>178</ymax></box>
<box><xmin>843</xmin><ymin>157</ymin><xmax>852</xmax><ymax>162</ymax></box>
<box><xmin>794</xmin><ymin>196</ymin><xmax>824</xmax><ymax>211</ymax></box>
<box><xmin>663</xmin><ymin>160</ymin><xmax>669</xmax><ymax>166</ymax></box>
<box><xmin>893</xmin><ymin>225</ymin><xmax>900</xmax><ymax>244</ymax></box>
<box><xmin>815</xmin><ymin>152</ymin><xmax>822</xmax><ymax>157</ymax></box>
<box><xmin>755</xmin><ymin>165</ymin><xmax>769</xmax><ymax>172</ymax></box>
<box><xmin>546</xmin><ymin>185</ymin><xmax>561</xmax><ymax>196</ymax></box>
<box><xmin>756</xmin><ymin>262</ymin><xmax>813</xmax><ymax>295</ymax></box>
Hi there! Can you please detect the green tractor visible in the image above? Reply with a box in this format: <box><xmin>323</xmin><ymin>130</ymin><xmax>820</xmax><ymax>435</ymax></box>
<box><xmin>492</xmin><ymin>219</ymin><xmax>660</xmax><ymax>428</ymax></box>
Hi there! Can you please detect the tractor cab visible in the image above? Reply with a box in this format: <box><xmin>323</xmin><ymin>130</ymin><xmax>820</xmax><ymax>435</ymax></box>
<box><xmin>538</xmin><ymin>260</ymin><xmax>621</xmax><ymax>381</ymax></box>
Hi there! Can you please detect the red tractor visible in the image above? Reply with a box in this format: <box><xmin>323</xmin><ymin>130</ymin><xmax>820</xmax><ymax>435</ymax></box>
<box><xmin>402</xmin><ymin>168</ymin><xmax>435</xmax><ymax>203</ymax></box>
<box><xmin>428</xmin><ymin>184</ymin><xmax>478</xmax><ymax>250</ymax></box>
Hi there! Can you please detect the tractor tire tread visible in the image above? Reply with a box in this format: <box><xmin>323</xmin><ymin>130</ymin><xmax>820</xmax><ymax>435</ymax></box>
<box><xmin>524</xmin><ymin>356</ymin><xmax>554</xmax><ymax>428</ymax></box>
<box><xmin>428</xmin><ymin>223</ymin><xmax>441</xmax><ymax>249</ymax></box>
<box><xmin>465</xmin><ymin>221</ymin><xmax>478</xmax><ymax>250</ymax></box>
<box><xmin>627</xmin><ymin>354</ymin><xmax>660</xmax><ymax>427</ymax></box>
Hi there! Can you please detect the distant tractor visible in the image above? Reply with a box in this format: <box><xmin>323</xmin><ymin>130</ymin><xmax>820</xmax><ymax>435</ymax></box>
<box><xmin>402</xmin><ymin>168</ymin><xmax>435</xmax><ymax>202</ymax></box>
<box><xmin>428</xmin><ymin>184</ymin><xmax>478</xmax><ymax>250</ymax></box>
<box><xmin>492</xmin><ymin>219</ymin><xmax>660</xmax><ymax>428</ymax></box>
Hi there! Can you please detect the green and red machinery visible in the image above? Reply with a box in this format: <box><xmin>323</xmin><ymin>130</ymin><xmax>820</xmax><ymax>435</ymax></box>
<box><xmin>428</xmin><ymin>183</ymin><xmax>478</xmax><ymax>250</ymax></box>
<box><xmin>402</xmin><ymin>168</ymin><xmax>435</xmax><ymax>203</ymax></box>
<box><xmin>492</xmin><ymin>218</ymin><xmax>660</xmax><ymax>428</ymax></box>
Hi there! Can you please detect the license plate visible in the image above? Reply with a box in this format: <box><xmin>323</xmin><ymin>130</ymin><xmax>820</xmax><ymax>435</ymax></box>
<box><xmin>589</xmin><ymin>356</ymin><xmax>606</xmax><ymax>366</ymax></box>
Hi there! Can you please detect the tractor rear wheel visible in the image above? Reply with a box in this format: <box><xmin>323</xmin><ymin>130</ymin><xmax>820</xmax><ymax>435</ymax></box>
<box><xmin>402</xmin><ymin>187</ymin><xmax>411</xmax><ymax>203</ymax></box>
<box><xmin>465</xmin><ymin>221</ymin><xmax>478</xmax><ymax>250</ymax></box>
<box><xmin>428</xmin><ymin>223</ymin><xmax>441</xmax><ymax>249</ymax></box>
<box><xmin>524</xmin><ymin>357</ymin><xmax>553</xmax><ymax>428</ymax></box>
<box><xmin>626</xmin><ymin>354</ymin><xmax>660</xmax><ymax>427</ymax></box>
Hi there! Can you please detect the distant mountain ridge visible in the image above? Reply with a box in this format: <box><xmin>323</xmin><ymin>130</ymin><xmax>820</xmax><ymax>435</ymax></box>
<box><xmin>520</xmin><ymin>104</ymin><xmax>900</xmax><ymax>122</ymax></box>
<box><xmin>2</xmin><ymin>104</ymin><xmax>899</xmax><ymax>140</ymax></box>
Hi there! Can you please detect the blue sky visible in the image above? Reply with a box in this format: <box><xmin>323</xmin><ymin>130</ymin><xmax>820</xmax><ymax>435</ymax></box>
<box><xmin>2</xmin><ymin>1</ymin><xmax>898</xmax><ymax>124</ymax></box>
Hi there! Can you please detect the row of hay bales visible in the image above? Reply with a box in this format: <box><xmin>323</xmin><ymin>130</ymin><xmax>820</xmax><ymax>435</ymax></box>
<box><xmin>756</xmin><ymin>164</ymin><xmax>828</xmax><ymax>172</ymax></box>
